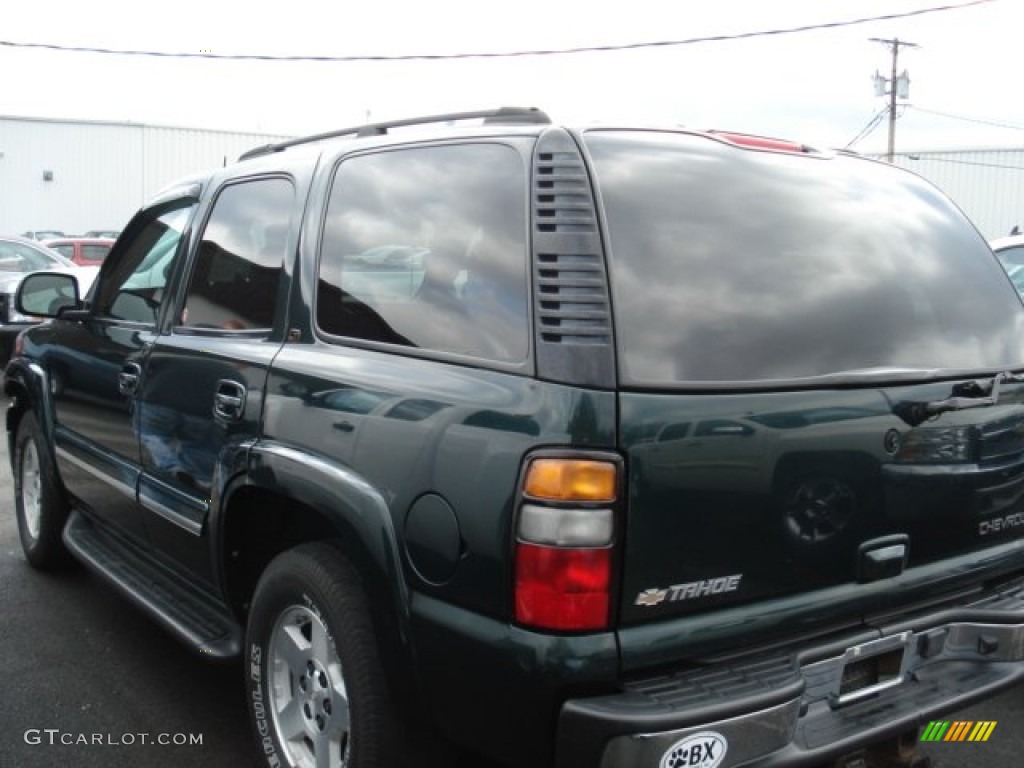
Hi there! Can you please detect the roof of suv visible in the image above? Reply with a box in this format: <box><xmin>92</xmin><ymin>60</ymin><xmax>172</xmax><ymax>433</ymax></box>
<box><xmin>236</xmin><ymin>106</ymin><xmax>839</xmax><ymax>168</ymax></box>
<box><xmin>238</xmin><ymin>106</ymin><xmax>553</xmax><ymax>162</ymax></box>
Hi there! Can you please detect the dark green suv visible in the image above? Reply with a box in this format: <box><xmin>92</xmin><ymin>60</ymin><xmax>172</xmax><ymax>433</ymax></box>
<box><xmin>8</xmin><ymin>107</ymin><xmax>1024</xmax><ymax>768</ymax></box>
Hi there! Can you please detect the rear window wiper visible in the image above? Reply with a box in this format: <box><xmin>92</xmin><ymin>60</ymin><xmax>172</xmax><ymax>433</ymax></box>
<box><xmin>891</xmin><ymin>371</ymin><xmax>1024</xmax><ymax>427</ymax></box>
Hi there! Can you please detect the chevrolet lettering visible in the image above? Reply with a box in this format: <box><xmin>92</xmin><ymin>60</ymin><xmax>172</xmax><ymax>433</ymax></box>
<box><xmin>979</xmin><ymin>513</ymin><xmax>1024</xmax><ymax>536</ymax></box>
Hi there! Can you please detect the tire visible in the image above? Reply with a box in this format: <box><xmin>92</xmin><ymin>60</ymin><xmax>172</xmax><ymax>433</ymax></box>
<box><xmin>13</xmin><ymin>411</ymin><xmax>72</xmax><ymax>569</ymax></box>
<box><xmin>245</xmin><ymin>542</ymin><xmax>400</xmax><ymax>768</ymax></box>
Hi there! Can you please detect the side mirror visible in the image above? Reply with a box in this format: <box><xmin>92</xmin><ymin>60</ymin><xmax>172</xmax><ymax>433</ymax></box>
<box><xmin>16</xmin><ymin>272</ymin><xmax>83</xmax><ymax>318</ymax></box>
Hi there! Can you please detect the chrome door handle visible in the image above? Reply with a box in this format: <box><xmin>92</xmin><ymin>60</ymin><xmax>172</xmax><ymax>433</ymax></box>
<box><xmin>213</xmin><ymin>379</ymin><xmax>247</xmax><ymax>422</ymax></box>
<box><xmin>118</xmin><ymin>363</ymin><xmax>142</xmax><ymax>395</ymax></box>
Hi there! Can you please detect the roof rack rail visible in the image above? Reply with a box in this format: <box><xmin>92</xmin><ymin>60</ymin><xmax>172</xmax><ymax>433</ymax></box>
<box><xmin>239</xmin><ymin>106</ymin><xmax>551</xmax><ymax>161</ymax></box>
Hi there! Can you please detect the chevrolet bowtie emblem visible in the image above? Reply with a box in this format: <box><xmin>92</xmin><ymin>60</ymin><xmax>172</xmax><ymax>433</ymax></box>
<box><xmin>635</xmin><ymin>588</ymin><xmax>668</xmax><ymax>607</ymax></box>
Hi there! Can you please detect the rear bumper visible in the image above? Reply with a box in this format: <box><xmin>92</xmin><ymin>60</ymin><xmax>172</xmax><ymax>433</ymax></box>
<box><xmin>556</xmin><ymin>582</ymin><xmax>1024</xmax><ymax>767</ymax></box>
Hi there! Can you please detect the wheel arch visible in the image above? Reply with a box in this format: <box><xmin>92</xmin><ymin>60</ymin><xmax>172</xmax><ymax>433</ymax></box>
<box><xmin>4</xmin><ymin>359</ymin><xmax>58</xmax><ymax>471</ymax></box>
<box><xmin>218</xmin><ymin>441</ymin><xmax>428</xmax><ymax>728</ymax></box>
<box><xmin>218</xmin><ymin>440</ymin><xmax>412</xmax><ymax>654</ymax></box>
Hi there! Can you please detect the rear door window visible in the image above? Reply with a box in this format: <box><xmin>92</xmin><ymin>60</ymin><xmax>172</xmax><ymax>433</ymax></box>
<box><xmin>179</xmin><ymin>177</ymin><xmax>292</xmax><ymax>331</ymax></box>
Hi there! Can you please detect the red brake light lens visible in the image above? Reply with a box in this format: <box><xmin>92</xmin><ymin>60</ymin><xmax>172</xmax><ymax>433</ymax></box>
<box><xmin>514</xmin><ymin>542</ymin><xmax>611</xmax><ymax>631</ymax></box>
<box><xmin>708</xmin><ymin>130</ymin><xmax>809</xmax><ymax>153</ymax></box>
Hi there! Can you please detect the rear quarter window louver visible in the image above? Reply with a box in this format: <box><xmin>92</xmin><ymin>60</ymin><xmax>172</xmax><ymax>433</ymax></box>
<box><xmin>535</xmin><ymin>150</ymin><xmax>596</xmax><ymax>235</ymax></box>
<box><xmin>532</xmin><ymin>129</ymin><xmax>615</xmax><ymax>387</ymax></box>
<box><xmin>535</xmin><ymin>252</ymin><xmax>609</xmax><ymax>345</ymax></box>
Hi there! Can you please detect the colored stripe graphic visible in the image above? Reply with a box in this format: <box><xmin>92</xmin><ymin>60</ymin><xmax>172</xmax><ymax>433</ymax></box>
<box><xmin>945</xmin><ymin>721</ymin><xmax>971</xmax><ymax>741</ymax></box>
<box><xmin>921</xmin><ymin>721</ymin><xmax>997</xmax><ymax>742</ymax></box>
<box><xmin>968</xmin><ymin>721</ymin><xmax>997</xmax><ymax>742</ymax></box>
<box><xmin>921</xmin><ymin>721</ymin><xmax>950</xmax><ymax>742</ymax></box>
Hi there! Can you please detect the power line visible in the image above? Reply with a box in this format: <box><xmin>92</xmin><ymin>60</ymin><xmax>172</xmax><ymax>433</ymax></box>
<box><xmin>0</xmin><ymin>0</ymin><xmax>994</xmax><ymax>63</ymax></box>
<box><xmin>845</xmin><ymin>107</ymin><xmax>890</xmax><ymax>149</ymax></box>
<box><xmin>908</xmin><ymin>105</ymin><xmax>1024</xmax><ymax>132</ymax></box>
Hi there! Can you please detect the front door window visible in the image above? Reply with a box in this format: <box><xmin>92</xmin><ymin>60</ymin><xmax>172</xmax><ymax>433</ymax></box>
<box><xmin>94</xmin><ymin>204</ymin><xmax>194</xmax><ymax>325</ymax></box>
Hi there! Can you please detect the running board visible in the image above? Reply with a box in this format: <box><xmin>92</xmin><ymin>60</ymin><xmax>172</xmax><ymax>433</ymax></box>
<box><xmin>63</xmin><ymin>510</ymin><xmax>241</xmax><ymax>660</ymax></box>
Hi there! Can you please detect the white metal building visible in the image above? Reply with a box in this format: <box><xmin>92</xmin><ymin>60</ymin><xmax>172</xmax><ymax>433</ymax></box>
<box><xmin>872</xmin><ymin>147</ymin><xmax>1024</xmax><ymax>241</ymax></box>
<box><xmin>0</xmin><ymin>115</ymin><xmax>291</xmax><ymax>236</ymax></box>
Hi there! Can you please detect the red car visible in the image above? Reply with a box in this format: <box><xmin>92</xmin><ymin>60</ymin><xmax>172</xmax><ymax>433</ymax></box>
<box><xmin>42</xmin><ymin>237</ymin><xmax>115</xmax><ymax>267</ymax></box>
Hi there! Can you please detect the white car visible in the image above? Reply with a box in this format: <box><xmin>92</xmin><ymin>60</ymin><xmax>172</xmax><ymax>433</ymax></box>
<box><xmin>990</xmin><ymin>233</ymin><xmax>1024</xmax><ymax>297</ymax></box>
<box><xmin>0</xmin><ymin>235</ymin><xmax>99</xmax><ymax>360</ymax></box>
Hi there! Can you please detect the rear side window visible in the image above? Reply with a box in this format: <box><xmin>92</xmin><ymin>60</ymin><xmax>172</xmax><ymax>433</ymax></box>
<box><xmin>586</xmin><ymin>130</ymin><xmax>1024</xmax><ymax>385</ymax></box>
<box><xmin>317</xmin><ymin>143</ymin><xmax>529</xmax><ymax>363</ymax></box>
<box><xmin>180</xmin><ymin>178</ymin><xmax>292</xmax><ymax>330</ymax></box>
<box><xmin>81</xmin><ymin>244</ymin><xmax>111</xmax><ymax>262</ymax></box>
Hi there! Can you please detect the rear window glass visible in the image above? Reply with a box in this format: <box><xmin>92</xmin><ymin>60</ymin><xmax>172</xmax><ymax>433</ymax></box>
<box><xmin>585</xmin><ymin>130</ymin><xmax>1024</xmax><ymax>385</ymax></box>
<box><xmin>81</xmin><ymin>244</ymin><xmax>111</xmax><ymax>262</ymax></box>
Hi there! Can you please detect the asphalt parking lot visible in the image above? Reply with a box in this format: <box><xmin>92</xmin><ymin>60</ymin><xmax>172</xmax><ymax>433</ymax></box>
<box><xmin>1</xmin><ymin>397</ymin><xmax>1023</xmax><ymax>768</ymax></box>
<box><xmin>0</xmin><ymin>402</ymin><xmax>258</xmax><ymax>767</ymax></box>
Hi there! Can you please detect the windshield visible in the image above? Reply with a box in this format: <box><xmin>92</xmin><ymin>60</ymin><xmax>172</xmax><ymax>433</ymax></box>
<box><xmin>585</xmin><ymin>130</ymin><xmax>1024</xmax><ymax>386</ymax></box>
<box><xmin>0</xmin><ymin>241</ymin><xmax>75</xmax><ymax>272</ymax></box>
<box><xmin>994</xmin><ymin>244</ymin><xmax>1024</xmax><ymax>296</ymax></box>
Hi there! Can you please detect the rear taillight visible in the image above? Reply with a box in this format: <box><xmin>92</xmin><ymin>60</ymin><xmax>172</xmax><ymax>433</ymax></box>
<box><xmin>514</xmin><ymin>456</ymin><xmax>619</xmax><ymax>632</ymax></box>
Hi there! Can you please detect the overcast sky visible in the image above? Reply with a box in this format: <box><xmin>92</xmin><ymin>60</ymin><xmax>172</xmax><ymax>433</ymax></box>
<box><xmin>3</xmin><ymin>0</ymin><xmax>1022</xmax><ymax>153</ymax></box>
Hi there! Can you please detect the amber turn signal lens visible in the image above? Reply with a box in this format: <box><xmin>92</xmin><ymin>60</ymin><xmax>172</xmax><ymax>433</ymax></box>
<box><xmin>524</xmin><ymin>459</ymin><xmax>616</xmax><ymax>502</ymax></box>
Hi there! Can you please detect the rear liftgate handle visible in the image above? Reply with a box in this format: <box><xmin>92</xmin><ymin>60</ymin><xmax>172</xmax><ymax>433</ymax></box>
<box><xmin>856</xmin><ymin>534</ymin><xmax>910</xmax><ymax>583</ymax></box>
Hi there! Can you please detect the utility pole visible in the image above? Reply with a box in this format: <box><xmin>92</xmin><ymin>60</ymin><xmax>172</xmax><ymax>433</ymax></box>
<box><xmin>870</xmin><ymin>37</ymin><xmax>917</xmax><ymax>162</ymax></box>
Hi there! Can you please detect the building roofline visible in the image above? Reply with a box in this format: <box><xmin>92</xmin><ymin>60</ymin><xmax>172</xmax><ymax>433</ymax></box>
<box><xmin>0</xmin><ymin>112</ymin><xmax>292</xmax><ymax>140</ymax></box>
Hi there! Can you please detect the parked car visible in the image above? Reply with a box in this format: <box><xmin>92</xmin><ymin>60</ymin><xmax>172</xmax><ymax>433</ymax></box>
<box><xmin>0</xmin><ymin>235</ymin><xmax>98</xmax><ymax>362</ymax></box>
<box><xmin>8</xmin><ymin>107</ymin><xmax>1024</xmax><ymax>768</ymax></box>
<box><xmin>82</xmin><ymin>229</ymin><xmax>121</xmax><ymax>240</ymax></box>
<box><xmin>20</xmin><ymin>229</ymin><xmax>65</xmax><ymax>241</ymax></box>
<box><xmin>990</xmin><ymin>233</ymin><xmax>1024</xmax><ymax>296</ymax></box>
<box><xmin>42</xmin><ymin>237</ymin><xmax>115</xmax><ymax>266</ymax></box>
